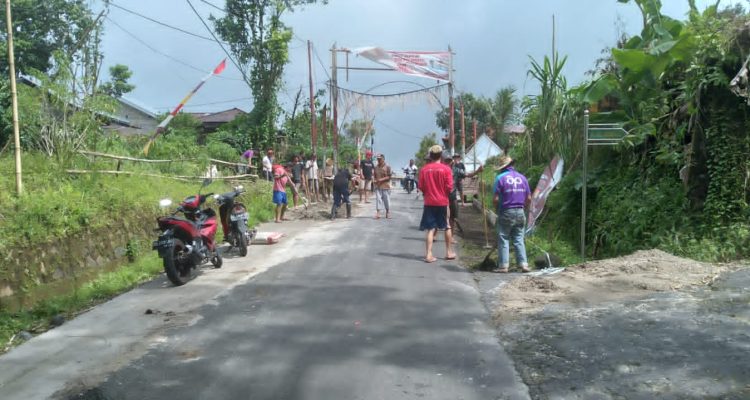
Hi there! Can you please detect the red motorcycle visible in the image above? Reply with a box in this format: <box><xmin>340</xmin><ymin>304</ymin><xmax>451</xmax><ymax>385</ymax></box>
<box><xmin>152</xmin><ymin>180</ymin><xmax>222</xmax><ymax>286</ymax></box>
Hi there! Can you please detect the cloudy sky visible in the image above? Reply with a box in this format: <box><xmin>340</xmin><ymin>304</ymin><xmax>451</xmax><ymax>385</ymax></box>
<box><xmin>98</xmin><ymin>0</ymin><xmax>741</xmax><ymax>167</ymax></box>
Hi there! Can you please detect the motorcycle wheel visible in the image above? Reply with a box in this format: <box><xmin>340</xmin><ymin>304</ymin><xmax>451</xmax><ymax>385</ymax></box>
<box><xmin>211</xmin><ymin>249</ymin><xmax>223</xmax><ymax>268</ymax></box>
<box><xmin>163</xmin><ymin>239</ymin><xmax>192</xmax><ymax>286</ymax></box>
<box><xmin>237</xmin><ymin>230</ymin><xmax>248</xmax><ymax>257</ymax></box>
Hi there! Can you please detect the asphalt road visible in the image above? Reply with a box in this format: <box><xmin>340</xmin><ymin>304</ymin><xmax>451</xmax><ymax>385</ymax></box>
<box><xmin>63</xmin><ymin>191</ymin><xmax>529</xmax><ymax>400</ymax></box>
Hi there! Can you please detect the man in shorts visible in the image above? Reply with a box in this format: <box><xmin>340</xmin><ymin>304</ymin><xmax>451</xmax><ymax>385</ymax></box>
<box><xmin>359</xmin><ymin>151</ymin><xmax>375</xmax><ymax>203</ymax></box>
<box><xmin>418</xmin><ymin>145</ymin><xmax>456</xmax><ymax>263</ymax></box>
<box><xmin>272</xmin><ymin>164</ymin><xmax>290</xmax><ymax>223</ymax></box>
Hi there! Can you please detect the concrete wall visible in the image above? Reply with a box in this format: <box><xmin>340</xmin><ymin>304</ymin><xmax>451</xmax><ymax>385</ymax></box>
<box><xmin>0</xmin><ymin>214</ymin><xmax>158</xmax><ymax>311</ymax></box>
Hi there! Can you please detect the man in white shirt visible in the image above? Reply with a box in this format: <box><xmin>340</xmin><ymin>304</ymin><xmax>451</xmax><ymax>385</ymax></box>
<box><xmin>305</xmin><ymin>154</ymin><xmax>320</xmax><ymax>203</ymax></box>
<box><xmin>262</xmin><ymin>149</ymin><xmax>274</xmax><ymax>181</ymax></box>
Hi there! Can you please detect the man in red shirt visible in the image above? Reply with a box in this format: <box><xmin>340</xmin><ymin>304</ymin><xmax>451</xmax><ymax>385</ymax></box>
<box><xmin>418</xmin><ymin>145</ymin><xmax>456</xmax><ymax>263</ymax></box>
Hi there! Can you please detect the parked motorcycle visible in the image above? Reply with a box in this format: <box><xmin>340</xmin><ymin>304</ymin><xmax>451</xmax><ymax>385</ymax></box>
<box><xmin>152</xmin><ymin>179</ymin><xmax>222</xmax><ymax>286</ymax></box>
<box><xmin>215</xmin><ymin>185</ymin><xmax>256</xmax><ymax>257</ymax></box>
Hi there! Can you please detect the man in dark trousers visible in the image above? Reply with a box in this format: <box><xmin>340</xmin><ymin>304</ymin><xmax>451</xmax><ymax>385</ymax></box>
<box><xmin>418</xmin><ymin>145</ymin><xmax>456</xmax><ymax>263</ymax></box>
<box><xmin>331</xmin><ymin>163</ymin><xmax>354</xmax><ymax>220</ymax></box>
<box><xmin>359</xmin><ymin>151</ymin><xmax>375</xmax><ymax>203</ymax></box>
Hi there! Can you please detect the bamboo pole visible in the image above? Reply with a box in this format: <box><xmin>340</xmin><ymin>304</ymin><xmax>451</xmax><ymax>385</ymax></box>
<box><xmin>308</xmin><ymin>40</ymin><xmax>317</xmax><ymax>155</ymax></box>
<box><xmin>66</xmin><ymin>170</ymin><xmax>258</xmax><ymax>181</ymax></box>
<box><xmin>6</xmin><ymin>0</ymin><xmax>22</xmax><ymax>195</ymax></box>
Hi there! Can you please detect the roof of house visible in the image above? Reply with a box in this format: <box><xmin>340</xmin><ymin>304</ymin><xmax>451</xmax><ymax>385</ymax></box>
<box><xmin>463</xmin><ymin>133</ymin><xmax>504</xmax><ymax>173</ymax></box>
<box><xmin>190</xmin><ymin>108</ymin><xmax>246</xmax><ymax>124</ymax></box>
<box><xmin>504</xmin><ymin>124</ymin><xmax>526</xmax><ymax>134</ymax></box>
<box><xmin>118</xmin><ymin>96</ymin><xmax>158</xmax><ymax>118</ymax></box>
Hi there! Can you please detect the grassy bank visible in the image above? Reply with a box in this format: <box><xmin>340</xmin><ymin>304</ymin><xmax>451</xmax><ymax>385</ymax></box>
<box><xmin>0</xmin><ymin>151</ymin><xmax>274</xmax><ymax>352</ymax></box>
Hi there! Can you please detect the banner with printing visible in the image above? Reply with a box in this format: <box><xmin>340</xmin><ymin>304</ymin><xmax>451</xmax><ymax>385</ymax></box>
<box><xmin>354</xmin><ymin>47</ymin><xmax>451</xmax><ymax>82</ymax></box>
<box><xmin>526</xmin><ymin>156</ymin><xmax>564</xmax><ymax>235</ymax></box>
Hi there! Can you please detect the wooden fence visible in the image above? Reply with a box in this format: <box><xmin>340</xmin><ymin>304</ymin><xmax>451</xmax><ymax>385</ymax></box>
<box><xmin>71</xmin><ymin>150</ymin><xmax>259</xmax><ymax>181</ymax></box>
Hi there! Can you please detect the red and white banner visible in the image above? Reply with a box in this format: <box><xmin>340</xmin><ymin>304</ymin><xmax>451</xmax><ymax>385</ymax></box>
<box><xmin>354</xmin><ymin>47</ymin><xmax>451</xmax><ymax>82</ymax></box>
<box><xmin>526</xmin><ymin>156</ymin><xmax>564</xmax><ymax>234</ymax></box>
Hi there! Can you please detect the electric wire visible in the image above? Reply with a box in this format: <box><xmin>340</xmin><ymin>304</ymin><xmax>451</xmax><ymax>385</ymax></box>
<box><xmin>156</xmin><ymin>97</ymin><xmax>252</xmax><ymax>109</ymax></box>
<box><xmin>184</xmin><ymin>0</ymin><xmax>252</xmax><ymax>88</ymax></box>
<box><xmin>108</xmin><ymin>1</ymin><xmax>221</xmax><ymax>43</ymax></box>
<box><xmin>105</xmin><ymin>16</ymin><xmax>245</xmax><ymax>82</ymax></box>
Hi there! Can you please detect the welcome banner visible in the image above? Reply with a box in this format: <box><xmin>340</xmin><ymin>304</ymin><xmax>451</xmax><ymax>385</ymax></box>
<box><xmin>355</xmin><ymin>47</ymin><xmax>451</xmax><ymax>82</ymax></box>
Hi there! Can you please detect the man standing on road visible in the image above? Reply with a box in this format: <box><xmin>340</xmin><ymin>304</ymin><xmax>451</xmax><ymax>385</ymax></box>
<box><xmin>262</xmin><ymin>149</ymin><xmax>274</xmax><ymax>181</ymax></box>
<box><xmin>330</xmin><ymin>164</ymin><xmax>354</xmax><ymax>220</ymax></box>
<box><xmin>360</xmin><ymin>151</ymin><xmax>375</xmax><ymax>203</ymax></box>
<box><xmin>290</xmin><ymin>155</ymin><xmax>305</xmax><ymax>208</ymax></box>
<box><xmin>418</xmin><ymin>145</ymin><xmax>456</xmax><ymax>263</ymax></box>
<box><xmin>373</xmin><ymin>153</ymin><xmax>392</xmax><ymax>219</ymax></box>
<box><xmin>453</xmin><ymin>154</ymin><xmax>467</xmax><ymax>204</ymax></box>
<box><xmin>445</xmin><ymin>153</ymin><xmax>483</xmax><ymax>233</ymax></box>
<box><xmin>272</xmin><ymin>164</ymin><xmax>290</xmax><ymax>223</ymax></box>
<box><xmin>492</xmin><ymin>155</ymin><xmax>532</xmax><ymax>273</ymax></box>
<box><xmin>306</xmin><ymin>154</ymin><xmax>320</xmax><ymax>203</ymax></box>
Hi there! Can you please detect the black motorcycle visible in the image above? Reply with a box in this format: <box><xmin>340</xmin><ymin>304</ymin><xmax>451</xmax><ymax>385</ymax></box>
<box><xmin>215</xmin><ymin>185</ymin><xmax>256</xmax><ymax>257</ymax></box>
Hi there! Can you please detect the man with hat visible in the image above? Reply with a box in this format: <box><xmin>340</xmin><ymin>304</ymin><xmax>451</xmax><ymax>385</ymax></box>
<box><xmin>418</xmin><ymin>145</ymin><xmax>456</xmax><ymax>263</ymax></box>
<box><xmin>492</xmin><ymin>155</ymin><xmax>532</xmax><ymax>273</ymax></box>
<box><xmin>373</xmin><ymin>153</ymin><xmax>392</xmax><ymax>219</ymax></box>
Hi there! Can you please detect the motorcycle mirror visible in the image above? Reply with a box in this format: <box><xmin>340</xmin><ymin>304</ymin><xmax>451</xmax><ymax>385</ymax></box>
<box><xmin>159</xmin><ymin>198</ymin><xmax>173</xmax><ymax>208</ymax></box>
<box><xmin>202</xmin><ymin>178</ymin><xmax>213</xmax><ymax>187</ymax></box>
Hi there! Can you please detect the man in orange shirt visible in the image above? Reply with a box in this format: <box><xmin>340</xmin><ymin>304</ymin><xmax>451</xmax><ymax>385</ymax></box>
<box><xmin>418</xmin><ymin>145</ymin><xmax>456</xmax><ymax>263</ymax></box>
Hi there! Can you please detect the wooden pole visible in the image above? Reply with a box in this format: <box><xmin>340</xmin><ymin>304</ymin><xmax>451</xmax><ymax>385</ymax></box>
<box><xmin>460</xmin><ymin>102</ymin><xmax>466</xmax><ymax>157</ymax></box>
<box><xmin>331</xmin><ymin>43</ymin><xmax>339</xmax><ymax>171</ymax></box>
<box><xmin>472</xmin><ymin>120</ymin><xmax>478</xmax><ymax>172</ymax></box>
<box><xmin>307</xmin><ymin>40</ymin><xmax>317</xmax><ymax>155</ymax></box>
<box><xmin>6</xmin><ymin>0</ymin><xmax>22</xmax><ymax>195</ymax></box>
<box><xmin>448</xmin><ymin>46</ymin><xmax>455</xmax><ymax>155</ymax></box>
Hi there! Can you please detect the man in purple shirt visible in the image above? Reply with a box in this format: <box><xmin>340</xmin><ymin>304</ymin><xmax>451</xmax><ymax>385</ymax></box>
<box><xmin>492</xmin><ymin>155</ymin><xmax>532</xmax><ymax>273</ymax></box>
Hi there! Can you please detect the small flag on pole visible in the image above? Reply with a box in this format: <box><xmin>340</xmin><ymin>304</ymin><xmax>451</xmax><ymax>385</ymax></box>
<box><xmin>144</xmin><ymin>58</ymin><xmax>228</xmax><ymax>155</ymax></box>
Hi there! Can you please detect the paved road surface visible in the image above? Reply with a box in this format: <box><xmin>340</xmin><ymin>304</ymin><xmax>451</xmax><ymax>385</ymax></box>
<box><xmin>6</xmin><ymin>192</ymin><xmax>530</xmax><ymax>400</ymax></box>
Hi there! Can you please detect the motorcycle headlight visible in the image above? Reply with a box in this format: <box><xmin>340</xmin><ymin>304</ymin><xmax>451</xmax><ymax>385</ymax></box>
<box><xmin>159</xmin><ymin>198</ymin><xmax>172</xmax><ymax>208</ymax></box>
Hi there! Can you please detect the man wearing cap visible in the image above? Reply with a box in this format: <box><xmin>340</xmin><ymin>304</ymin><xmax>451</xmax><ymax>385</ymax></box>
<box><xmin>492</xmin><ymin>155</ymin><xmax>532</xmax><ymax>273</ymax></box>
<box><xmin>418</xmin><ymin>145</ymin><xmax>456</xmax><ymax>263</ymax></box>
<box><xmin>373</xmin><ymin>153</ymin><xmax>392</xmax><ymax>219</ymax></box>
<box><xmin>359</xmin><ymin>151</ymin><xmax>375</xmax><ymax>203</ymax></box>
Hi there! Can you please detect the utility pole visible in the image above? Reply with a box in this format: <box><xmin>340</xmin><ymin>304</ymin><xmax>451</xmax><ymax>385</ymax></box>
<box><xmin>330</xmin><ymin>43</ymin><xmax>339</xmax><ymax>171</ymax></box>
<box><xmin>472</xmin><ymin>120</ymin><xmax>478</xmax><ymax>172</ymax></box>
<box><xmin>6</xmin><ymin>0</ymin><xmax>22</xmax><ymax>195</ymax></box>
<box><xmin>448</xmin><ymin>46</ymin><xmax>455</xmax><ymax>155</ymax></box>
<box><xmin>460</xmin><ymin>102</ymin><xmax>466</xmax><ymax>158</ymax></box>
<box><xmin>307</xmin><ymin>40</ymin><xmax>317</xmax><ymax>156</ymax></box>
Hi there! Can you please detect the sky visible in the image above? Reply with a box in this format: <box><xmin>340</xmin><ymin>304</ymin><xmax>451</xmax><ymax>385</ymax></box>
<box><xmin>98</xmin><ymin>0</ymin><xmax>744</xmax><ymax>167</ymax></box>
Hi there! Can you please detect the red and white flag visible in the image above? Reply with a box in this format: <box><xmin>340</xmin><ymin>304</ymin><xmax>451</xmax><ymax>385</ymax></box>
<box><xmin>354</xmin><ymin>47</ymin><xmax>451</xmax><ymax>82</ymax></box>
<box><xmin>526</xmin><ymin>156</ymin><xmax>564</xmax><ymax>234</ymax></box>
